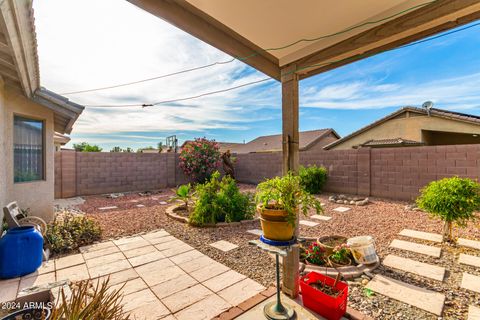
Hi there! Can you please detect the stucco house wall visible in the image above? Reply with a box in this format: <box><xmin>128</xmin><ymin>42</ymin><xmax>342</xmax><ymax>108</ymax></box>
<box><xmin>2</xmin><ymin>86</ymin><xmax>55</xmax><ymax>222</ymax></box>
<box><xmin>329</xmin><ymin>113</ymin><xmax>480</xmax><ymax>150</ymax></box>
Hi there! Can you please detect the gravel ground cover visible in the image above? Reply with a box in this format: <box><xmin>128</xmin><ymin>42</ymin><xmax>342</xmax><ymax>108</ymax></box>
<box><xmin>77</xmin><ymin>186</ymin><xmax>480</xmax><ymax>320</ymax></box>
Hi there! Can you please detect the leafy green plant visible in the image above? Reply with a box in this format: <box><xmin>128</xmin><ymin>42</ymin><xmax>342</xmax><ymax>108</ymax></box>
<box><xmin>255</xmin><ymin>172</ymin><xmax>323</xmax><ymax>226</ymax></box>
<box><xmin>304</xmin><ymin>242</ymin><xmax>327</xmax><ymax>265</ymax></box>
<box><xmin>417</xmin><ymin>177</ymin><xmax>480</xmax><ymax>242</ymax></box>
<box><xmin>50</xmin><ymin>278</ymin><xmax>130</xmax><ymax>320</ymax></box>
<box><xmin>179</xmin><ymin>138</ymin><xmax>221</xmax><ymax>183</ymax></box>
<box><xmin>330</xmin><ymin>243</ymin><xmax>350</xmax><ymax>264</ymax></box>
<box><xmin>190</xmin><ymin>171</ymin><xmax>254</xmax><ymax>225</ymax></box>
<box><xmin>46</xmin><ymin>212</ymin><xmax>102</xmax><ymax>254</ymax></box>
<box><xmin>171</xmin><ymin>184</ymin><xmax>193</xmax><ymax>211</ymax></box>
<box><xmin>73</xmin><ymin>142</ymin><xmax>102</xmax><ymax>152</ymax></box>
<box><xmin>299</xmin><ymin>165</ymin><xmax>328</xmax><ymax>194</ymax></box>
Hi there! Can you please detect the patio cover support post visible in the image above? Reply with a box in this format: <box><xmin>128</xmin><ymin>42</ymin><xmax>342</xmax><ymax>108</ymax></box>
<box><xmin>281</xmin><ymin>64</ymin><xmax>300</xmax><ymax>298</ymax></box>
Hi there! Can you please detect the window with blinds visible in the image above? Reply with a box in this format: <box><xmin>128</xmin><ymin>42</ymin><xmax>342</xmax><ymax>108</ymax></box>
<box><xmin>13</xmin><ymin>116</ymin><xmax>45</xmax><ymax>183</ymax></box>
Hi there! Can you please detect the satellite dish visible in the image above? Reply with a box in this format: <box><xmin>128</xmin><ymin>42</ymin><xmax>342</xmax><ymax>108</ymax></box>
<box><xmin>422</xmin><ymin>101</ymin><xmax>434</xmax><ymax>110</ymax></box>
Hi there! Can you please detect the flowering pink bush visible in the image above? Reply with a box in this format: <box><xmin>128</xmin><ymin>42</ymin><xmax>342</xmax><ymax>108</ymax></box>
<box><xmin>179</xmin><ymin>138</ymin><xmax>221</xmax><ymax>182</ymax></box>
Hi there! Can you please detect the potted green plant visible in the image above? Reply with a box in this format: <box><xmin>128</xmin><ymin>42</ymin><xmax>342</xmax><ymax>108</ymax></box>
<box><xmin>416</xmin><ymin>177</ymin><xmax>480</xmax><ymax>242</ymax></box>
<box><xmin>255</xmin><ymin>172</ymin><xmax>322</xmax><ymax>241</ymax></box>
<box><xmin>328</xmin><ymin>244</ymin><xmax>352</xmax><ymax>267</ymax></box>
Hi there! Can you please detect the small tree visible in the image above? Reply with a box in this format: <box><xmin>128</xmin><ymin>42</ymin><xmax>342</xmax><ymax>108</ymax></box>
<box><xmin>110</xmin><ymin>146</ymin><xmax>123</xmax><ymax>152</ymax></box>
<box><xmin>417</xmin><ymin>177</ymin><xmax>480</xmax><ymax>242</ymax></box>
<box><xmin>179</xmin><ymin>138</ymin><xmax>221</xmax><ymax>183</ymax></box>
<box><xmin>170</xmin><ymin>184</ymin><xmax>192</xmax><ymax>211</ymax></box>
<box><xmin>73</xmin><ymin>142</ymin><xmax>102</xmax><ymax>152</ymax></box>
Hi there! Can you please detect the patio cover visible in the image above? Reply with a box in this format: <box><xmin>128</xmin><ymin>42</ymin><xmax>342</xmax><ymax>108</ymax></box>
<box><xmin>128</xmin><ymin>0</ymin><xmax>480</xmax><ymax>298</ymax></box>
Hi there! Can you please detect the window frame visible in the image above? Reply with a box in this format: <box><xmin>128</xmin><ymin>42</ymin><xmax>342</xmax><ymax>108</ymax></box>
<box><xmin>13</xmin><ymin>113</ymin><xmax>46</xmax><ymax>184</ymax></box>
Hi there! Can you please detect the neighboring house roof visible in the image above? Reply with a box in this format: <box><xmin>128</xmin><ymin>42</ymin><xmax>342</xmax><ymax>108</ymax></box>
<box><xmin>360</xmin><ymin>138</ymin><xmax>423</xmax><ymax>148</ymax></box>
<box><xmin>0</xmin><ymin>0</ymin><xmax>84</xmax><ymax>134</ymax></box>
<box><xmin>324</xmin><ymin>106</ymin><xmax>480</xmax><ymax>150</ymax></box>
<box><xmin>54</xmin><ymin>132</ymin><xmax>71</xmax><ymax>146</ymax></box>
<box><xmin>237</xmin><ymin>128</ymin><xmax>340</xmax><ymax>153</ymax></box>
<box><xmin>217</xmin><ymin>142</ymin><xmax>245</xmax><ymax>153</ymax></box>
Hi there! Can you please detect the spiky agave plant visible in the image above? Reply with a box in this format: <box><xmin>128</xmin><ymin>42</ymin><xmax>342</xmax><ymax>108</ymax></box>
<box><xmin>50</xmin><ymin>278</ymin><xmax>130</xmax><ymax>320</ymax></box>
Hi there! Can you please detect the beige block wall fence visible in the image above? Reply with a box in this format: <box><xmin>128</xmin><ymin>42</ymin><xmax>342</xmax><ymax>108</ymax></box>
<box><xmin>55</xmin><ymin>144</ymin><xmax>480</xmax><ymax>201</ymax></box>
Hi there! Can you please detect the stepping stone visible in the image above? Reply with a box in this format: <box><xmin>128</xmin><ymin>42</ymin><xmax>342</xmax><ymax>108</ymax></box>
<box><xmin>390</xmin><ymin>239</ymin><xmax>441</xmax><ymax>258</ymax></box>
<box><xmin>310</xmin><ymin>214</ymin><xmax>332</xmax><ymax>221</ymax></box>
<box><xmin>129</xmin><ymin>200</ymin><xmax>139</xmax><ymax>203</ymax></box>
<box><xmin>209</xmin><ymin>240</ymin><xmax>238</xmax><ymax>252</ymax></box>
<box><xmin>98</xmin><ymin>206</ymin><xmax>117</xmax><ymax>210</ymax></box>
<box><xmin>299</xmin><ymin>220</ymin><xmax>319</xmax><ymax>227</ymax></box>
<box><xmin>399</xmin><ymin>229</ymin><xmax>442</xmax><ymax>243</ymax></box>
<box><xmin>469</xmin><ymin>305</ymin><xmax>480</xmax><ymax>320</ymax></box>
<box><xmin>246</xmin><ymin>229</ymin><xmax>263</xmax><ymax>236</ymax></box>
<box><xmin>333</xmin><ymin>206</ymin><xmax>351</xmax><ymax>212</ymax></box>
<box><xmin>461</xmin><ymin>273</ymin><xmax>480</xmax><ymax>293</ymax></box>
<box><xmin>366</xmin><ymin>275</ymin><xmax>445</xmax><ymax>316</ymax></box>
<box><xmin>459</xmin><ymin>254</ymin><xmax>480</xmax><ymax>268</ymax></box>
<box><xmin>383</xmin><ymin>254</ymin><xmax>445</xmax><ymax>281</ymax></box>
<box><xmin>159</xmin><ymin>201</ymin><xmax>168</xmax><ymax>205</ymax></box>
<box><xmin>136</xmin><ymin>204</ymin><xmax>145</xmax><ymax>208</ymax></box>
<box><xmin>458</xmin><ymin>238</ymin><xmax>480</xmax><ymax>250</ymax></box>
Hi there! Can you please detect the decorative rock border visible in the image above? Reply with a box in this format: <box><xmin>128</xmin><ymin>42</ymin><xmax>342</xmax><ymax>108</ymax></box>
<box><xmin>329</xmin><ymin>194</ymin><xmax>369</xmax><ymax>206</ymax></box>
<box><xmin>300</xmin><ymin>257</ymin><xmax>380</xmax><ymax>280</ymax></box>
<box><xmin>165</xmin><ymin>203</ymin><xmax>259</xmax><ymax>227</ymax></box>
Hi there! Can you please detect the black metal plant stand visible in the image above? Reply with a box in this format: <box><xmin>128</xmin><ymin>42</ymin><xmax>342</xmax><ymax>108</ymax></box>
<box><xmin>249</xmin><ymin>237</ymin><xmax>296</xmax><ymax>320</ymax></box>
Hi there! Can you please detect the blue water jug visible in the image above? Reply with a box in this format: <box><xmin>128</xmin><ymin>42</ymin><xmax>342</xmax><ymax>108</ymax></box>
<box><xmin>0</xmin><ymin>226</ymin><xmax>43</xmax><ymax>279</ymax></box>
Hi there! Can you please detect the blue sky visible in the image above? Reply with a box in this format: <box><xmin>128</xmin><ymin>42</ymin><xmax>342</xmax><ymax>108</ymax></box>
<box><xmin>33</xmin><ymin>1</ymin><xmax>480</xmax><ymax>151</ymax></box>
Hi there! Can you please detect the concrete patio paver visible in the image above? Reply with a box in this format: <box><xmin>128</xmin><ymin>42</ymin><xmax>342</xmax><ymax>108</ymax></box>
<box><xmin>333</xmin><ymin>206</ymin><xmax>351</xmax><ymax>212</ymax></box>
<box><xmin>390</xmin><ymin>239</ymin><xmax>441</xmax><ymax>257</ymax></box>
<box><xmin>458</xmin><ymin>238</ymin><xmax>480</xmax><ymax>250</ymax></box>
<box><xmin>366</xmin><ymin>275</ymin><xmax>445</xmax><ymax>316</ymax></box>
<box><xmin>310</xmin><ymin>214</ymin><xmax>332</xmax><ymax>221</ymax></box>
<box><xmin>190</xmin><ymin>261</ymin><xmax>230</xmax><ymax>282</ymax></box>
<box><xmin>162</xmin><ymin>244</ymin><xmax>194</xmax><ymax>258</ymax></box>
<box><xmin>151</xmin><ymin>274</ymin><xmax>198</xmax><ymax>300</ymax></box>
<box><xmin>209</xmin><ymin>240</ymin><xmax>238</xmax><ymax>252</ymax></box>
<box><xmin>88</xmin><ymin>259</ymin><xmax>131</xmax><ymax>278</ymax></box>
<box><xmin>459</xmin><ymin>254</ymin><xmax>480</xmax><ymax>268</ymax></box>
<box><xmin>123</xmin><ymin>288</ymin><xmax>171</xmax><ymax>320</ymax></box>
<box><xmin>246</xmin><ymin>229</ymin><xmax>263</xmax><ymax>236</ymax></box>
<box><xmin>79</xmin><ymin>241</ymin><xmax>116</xmax><ymax>254</ymax></box>
<box><xmin>383</xmin><ymin>254</ymin><xmax>445</xmax><ymax>281</ymax></box>
<box><xmin>177</xmin><ymin>255</ymin><xmax>216</xmax><ymax>273</ymax></box>
<box><xmin>85</xmin><ymin>252</ymin><xmax>125</xmax><ymax>269</ymax></box>
<box><xmin>169</xmin><ymin>249</ymin><xmax>204</xmax><ymax>265</ymax></box>
<box><xmin>56</xmin><ymin>264</ymin><xmax>90</xmax><ymax>282</ymax></box>
<box><xmin>399</xmin><ymin>229</ymin><xmax>442</xmax><ymax>243</ymax></box>
<box><xmin>202</xmin><ymin>269</ymin><xmax>247</xmax><ymax>292</ymax></box>
<box><xmin>217</xmin><ymin>278</ymin><xmax>265</xmax><ymax>306</ymax></box>
<box><xmin>0</xmin><ymin>278</ymin><xmax>19</xmax><ymax>303</ymax></box>
<box><xmin>136</xmin><ymin>263</ymin><xmax>184</xmax><ymax>287</ymax></box>
<box><xmin>174</xmin><ymin>294</ymin><xmax>231</xmax><ymax>320</ymax></box>
<box><xmin>141</xmin><ymin>229</ymin><xmax>170</xmax><ymax>241</ymax></box>
<box><xmin>55</xmin><ymin>253</ymin><xmax>85</xmax><ymax>270</ymax></box>
<box><xmin>469</xmin><ymin>305</ymin><xmax>480</xmax><ymax>320</ymax></box>
<box><xmin>299</xmin><ymin>220</ymin><xmax>319</xmax><ymax>227</ymax></box>
<box><xmin>155</xmin><ymin>239</ymin><xmax>184</xmax><ymax>251</ymax></box>
<box><xmin>461</xmin><ymin>273</ymin><xmax>480</xmax><ymax>293</ymax></box>
<box><xmin>123</xmin><ymin>245</ymin><xmax>157</xmax><ymax>259</ymax></box>
<box><xmin>82</xmin><ymin>245</ymin><xmax>120</xmax><ymax>260</ymax></box>
<box><xmin>97</xmin><ymin>268</ymin><xmax>139</xmax><ymax>286</ymax></box>
<box><xmin>108</xmin><ymin>277</ymin><xmax>148</xmax><ymax>296</ymax></box>
<box><xmin>18</xmin><ymin>272</ymin><xmax>55</xmax><ymax>292</ymax></box>
<box><xmin>98</xmin><ymin>206</ymin><xmax>118</xmax><ymax>210</ymax></box>
<box><xmin>161</xmin><ymin>284</ymin><xmax>213</xmax><ymax>313</ymax></box>
<box><xmin>116</xmin><ymin>238</ymin><xmax>151</xmax><ymax>251</ymax></box>
<box><xmin>128</xmin><ymin>251</ymin><xmax>166</xmax><ymax>267</ymax></box>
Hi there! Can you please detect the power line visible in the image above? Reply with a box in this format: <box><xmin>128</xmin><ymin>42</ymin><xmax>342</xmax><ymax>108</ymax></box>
<box><xmin>62</xmin><ymin>0</ymin><xmax>436</xmax><ymax>95</ymax></box>
<box><xmin>85</xmin><ymin>19</ymin><xmax>480</xmax><ymax>108</ymax></box>
<box><xmin>86</xmin><ymin>78</ymin><xmax>273</xmax><ymax>108</ymax></box>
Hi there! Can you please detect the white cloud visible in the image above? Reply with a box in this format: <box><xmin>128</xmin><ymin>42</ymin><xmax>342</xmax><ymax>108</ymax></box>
<box><xmin>301</xmin><ymin>72</ymin><xmax>480</xmax><ymax>110</ymax></box>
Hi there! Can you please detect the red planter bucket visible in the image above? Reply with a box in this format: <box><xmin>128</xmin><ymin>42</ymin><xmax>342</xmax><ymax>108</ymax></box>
<box><xmin>300</xmin><ymin>272</ymin><xmax>348</xmax><ymax>320</ymax></box>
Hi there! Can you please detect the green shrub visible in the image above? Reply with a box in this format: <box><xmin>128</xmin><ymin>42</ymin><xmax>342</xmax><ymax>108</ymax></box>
<box><xmin>256</xmin><ymin>172</ymin><xmax>323</xmax><ymax>226</ymax></box>
<box><xmin>299</xmin><ymin>165</ymin><xmax>328</xmax><ymax>194</ymax></box>
<box><xmin>46</xmin><ymin>212</ymin><xmax>102</xmax><ymax>254</ymax></box>
<box><xmin>416</xmin><ymin>177</ymin><xmax>480</xmax><ymax>242</ymax></box>
<box><xmin>170</xmin><ymin>184</ymin><xmax>193</xmax><ymax>211</ymax></box>
<box><xmin>190</xmin><ymin>171</ymin><xmax>254</xmax><ymax>225</ymax></box>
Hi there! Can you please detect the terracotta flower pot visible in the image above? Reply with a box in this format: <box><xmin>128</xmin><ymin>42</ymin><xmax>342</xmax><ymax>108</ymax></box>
<box><xmin>257</xmin><ymin>205</ymin><xmax>295</xmax><ymax>241</ymax></box>
<box><xmin>327</xmin><ymin>255</ymin><xmax>352</xmax><ymax>268</ymax></box>
<box><xmin>317</xmin><ymin>235</ymin><xmax>348</xmax><ymax>256</ymax></box>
